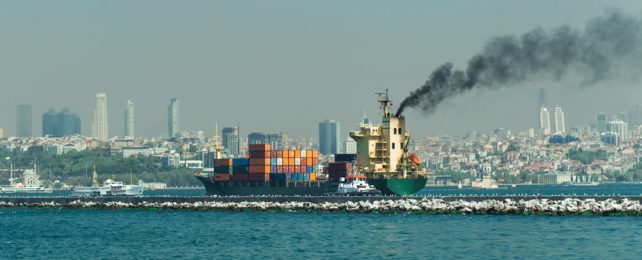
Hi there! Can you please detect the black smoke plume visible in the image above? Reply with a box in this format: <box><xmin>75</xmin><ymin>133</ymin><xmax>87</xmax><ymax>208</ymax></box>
<box><xmin>396</xmin><ymin>10</ymin><xmax>642</xmax><ymax>117</ymax></box>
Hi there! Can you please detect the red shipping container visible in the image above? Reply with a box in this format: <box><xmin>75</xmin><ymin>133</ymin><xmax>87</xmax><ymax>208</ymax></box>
<box><xmin>276</xmin><ymin>150</ymin><xmax>283</xmax><ymax>157</ymax></box>
<box><xmin>288</xmin><ymin>166</ymin><xmax>295</xmax><ymax>173</ymax></box>
<box><xmin>231</xmin><ymin>173</ymin><xmax>248</xmax><ymax>181</ymax></box>
<box><xmin>249</xmin><ymin>173</ymin><xmax>269</xmax><ymax>181</ymax></box>
<box><xmin>313</xmin><ymin>158</ymin><xmax>318</xmax><ymax>165</ymax></box>
<box><xmin>270</xmin><ymin>150</ymin><xmax>277</xmax><ymax>158</ymax></box>
<box><xmin>214</xmin><ymin>159</ymin><xmax>232</xmax><ymax>167</ymax></box>
<box><xmin>249</xmin><ymin>165</ymin><xmax>271</xmax><ymax>174</ymax></box>
<box><xmin>249</xmin><ymin>158</ymin><xmax>270</xmax><ymax>166</ymax></box>
<box><xmin>249</xmin><ymin>151</ymin><xmax>271</xmax><ymax>158</ymax></box>
<box><xmin>276</xmin><ymin>166</ymin><xmax>283</xmax><ymax>173</ymax></box>
<box><xmin>213</xmin><ymin>173</ymin><xmax>231</xmax><ymax>181</ymax></box>
<box><xmin>249</xmin><ymin>144</ymin><xmax>271</xmax><ymax>151</ymax></box>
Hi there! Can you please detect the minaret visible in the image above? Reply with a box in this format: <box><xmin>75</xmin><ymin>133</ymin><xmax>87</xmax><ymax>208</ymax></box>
<box><xmin>92</xmin><ymin>163</ymin><xmax>98</xmax><ymax>187</ymax></box>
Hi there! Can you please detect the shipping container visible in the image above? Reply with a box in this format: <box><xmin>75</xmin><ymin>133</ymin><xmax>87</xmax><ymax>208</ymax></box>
<box><xmin>270</xmin><ymin>158</ymin><xmax>277</xmax><ymax>165</ymax></box>
<box><xmin>277</xmin><ymin>158</ymin><xmax>283</xmax><ymax>165</ymax></box>
<box><xmin>249</xmin><ymin>173</ymin><xmax>269</xmax><ymax>181</ymax></box>
<box><xmin>306</xmin><ymin>157</ymin><xmax>312</xmax><ymax>165</ymax></box>
<box><xmin>306</xmin><ymin>166</ymin><xmax>313</xmax><ymax>173</ymax></box>
<box><xmin>276</xmin><ymin>166</ymin><xmax>283</xmax><ymax>173</ymax></box>
<box><xmin>276</xmin><ymin>150</ymin><xmax>283</xmax><ymax>158</ymax></box>
<box><xmin>295</xmin><ymin>150</ymin><xmax>301</xmax><ymax>158</ymax></box>
<box><xmin>310</xmin><ymin>172</ymin><xmax>317</xmax><ymax>181</ymax></box>
<box><xmin>287</xmin><ymin>165</ymin><xmax>294</xmax><ymax>173</ymax></box>
<box><xmin>306</xmin><ymin>150</ymin><xmax>313</xmax><ymax>157</ymax></box>
<box><xmin>294</xmin><ymin>158</ymin><xmax>301</xmax><ymax>166</ymax></box>
<box><xmin>282</xmin><ymin>150</ymin><xmax>289</xmax><ymax>158</ymax></box>
<box><xmin>271</xmin><ymin>165</ymin><xmax>277</xmax><ymax>173</ymax></box>
<box><xmin>285</xmin><ymin>173</ymin><xmax>292</xmax><ymax>181</ymax></box>
<box><xmin>269</xmin><ymin>173</ymin><xmax>286</xmax><ymax>181</ymax></box>
<box><xmin>232</xmin><ymin>158</ymin><xmax>249</xmax><ymax>166</ymax></box>
<box><xmin>335</xmin><ymin>154</ymin><xmax>356</xmax><ymax>162</ymax></box>
<box><xmin>303</xmin><ymin>173</ymin><xmax>309</xmax><ymax>180</ymax></box>
<box><xmin>301</xmin><ymin>158</ymin><xmax>307</xmax><ymax>166</ymax></box>
<box><xmin>213</xmin><ymin>173</ymin><xmax>231</xmax><ymax>181</ymax></box>
<box><xmin>249</xmin><ymin>144</ymin><xmax>270</xmax><ymax>151</ymax></box>
<box><xmin>312</xmin><ymin>158</ymin><xmax>318</xmax><ymax>165</ymax></box>
<box><xmin>313</xmin><ymin>150</ymin><xmax>318</xmax><ymax>157</ymax></box>
<box><xmin>214</xmin><ymin>159</ymin><xmax>233</xmax><ymax>167</ymax></box>
<box><xmin>249</xmin><ymin>165</ymin><xmax>271</xmax><ymax>174</ymax></box>
<box><xmin>231</xmin><ymin>173</ymin><xmax>248</xmax><ymax>181</ymax></box>
<box><xmin>249</xmin><ymin>151</ymin><xmax>270</xmax><ymax>158</ymax></box>
<box><xmin>232</xmin><ymin>166</ymin><xmax>249</xmax><ymax>174</ymax></box>
<box><xmin>214</xmin><ymin>166</ymin><xmax>232</xmax><ymax>173</ymax></box>
<box><xmin>249</xmin><ymin>158</ymin><xmax>270</xmax><ymax>166</ymax></box>
<box><xmin>288</xmin><ymin>150</ymin><xmax>295</xmax><ymax>157</ymax></box>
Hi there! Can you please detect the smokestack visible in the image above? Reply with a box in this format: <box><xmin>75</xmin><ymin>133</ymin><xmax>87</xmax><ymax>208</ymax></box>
<box><xmin>396</xmin><ymin>10</ymin><xmax>642</xmax><ymax>117</ymax></box>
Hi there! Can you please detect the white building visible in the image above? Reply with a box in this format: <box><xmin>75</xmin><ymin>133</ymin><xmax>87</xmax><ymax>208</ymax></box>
<box><xmin>344</xmin><ymin>139</ymin><xmax>357</xmax><ymax>154</ymax></box>
<box><xmin>124</xmin><ymin>100</ymin><xmax>134</xmax><ymax>138</ymax></box>
<box><xmin>91</xmin><ymin>93</ymin><xmax>109</xmax><ymax>141</ymax></box>
<box><xmin>554</xmin><ymin>106</ymin><xmax>565</xmax><ymax>134</ymax></box>
<box><xmin>539</xmin><ymin>107</ymin><xmax>551</xmax><ymax>135</ymax></box>
<box><xmin>607</xmin><ymin>120</ymin><xmax>628</xmax><ymax>141</ymax></box>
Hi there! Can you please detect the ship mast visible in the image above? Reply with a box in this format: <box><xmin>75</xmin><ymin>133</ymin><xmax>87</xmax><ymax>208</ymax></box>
<box><xmin>92</xmin><ymin>162</ymin><xmax>98</xmax><ymax>187</ymax></box>
<box><xmin>130</xmin><ymin>169</ymin><xmax>133</xmax><ymax>185</ymax></box>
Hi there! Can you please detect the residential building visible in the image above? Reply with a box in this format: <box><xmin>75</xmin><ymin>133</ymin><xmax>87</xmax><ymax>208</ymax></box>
<box><xmin>222</xmin><ymin>127</ymin><xmax>240</xmax><ymax>156</ymax></box>
<box><xmin>607</xmin><ymin>120</ymin><xmax>628</xmax><ymax>141</ymax></box>
<box><xmin>597</xmin><ymin>112</ymin><xmax>607</xmax><ymax>133</ymax></box>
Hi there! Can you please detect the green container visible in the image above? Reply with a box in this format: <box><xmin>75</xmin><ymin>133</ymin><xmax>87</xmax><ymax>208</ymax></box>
<box><xmin>214</xmin><ymin>166</ymin><xmax>232</xmax><ymax>174</ymax></box>
<box><xmin>233</xmin><ymin>166</ymin><xmax>249</xmax><ymax>174</ymax></box>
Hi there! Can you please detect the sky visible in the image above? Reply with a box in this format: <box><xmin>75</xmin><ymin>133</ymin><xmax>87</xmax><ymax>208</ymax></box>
<box><xmin>2</xmin><ymin>0</ymin><xmax>642</xmax><ymax>139</ymax></box>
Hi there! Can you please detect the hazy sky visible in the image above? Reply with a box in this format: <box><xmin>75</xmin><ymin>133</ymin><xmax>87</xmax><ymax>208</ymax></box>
<box><xmin>3</xmin><ymin>1</ymin><xmax>642</xmax><ymax>139</ymax></box>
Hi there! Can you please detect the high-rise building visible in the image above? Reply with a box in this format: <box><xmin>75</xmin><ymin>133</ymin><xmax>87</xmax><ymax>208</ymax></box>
<box><xmin>266</xmin><ymin>133</ymin><xmax>284</xmax><ymax>150</ymax></box>
<box><xmin>0</xmin><ymin>128</ymin><xmax>3</xmax><ymax>138</ymax></box>
<box><xmin>42</xmin><ymin>108</ymin><xmax>81</xmax><ymax>137</ymax></box>
<box><xmin>91</xmin><ymin>93</ymin><xmax>109</xmax><ymax>141</ymax></box>
<box><xmin>319</xmin><ymin>119</ymin><xmax>340</xmax><ymax>155</ymax></box>
<box><xmin>248</xmin><ymin>132</ymin><xmax>266</xmax><ymax>145</ymax></box>
<box><xmin>16</xmin><ymin>105</ymin><xmax>32</xmax><ymax>137</ymax></box>
<box><xmin>124</xmin><ymin>100</ymin><xmax>134</xmax><ymax>138</ymax></box>
<box><xmin>168</xmin><ymin>98</ymin><xmax>180</xmax><ymax>138</ymax></box>
<box><xmin>607</xmin><ymin>120</ymin><xmax>628</xmax><ymax>141</ymax></box>
<box><xmin>539</xmin><ymin>107</ymin><xmax>551</xmax><ymax>135</ymax></box>
<box><xmin>628</xmin><ymin>104</ymin><xmax>642</xmax><ymax>130</ymax></box>
<box><xmin>553</xmin><ymin>106</ymin><xmax>566</xmax><ymax>134</ymax></box>
<box><xmin>597</xmin><ymin>113</ymin><xmax>607</xmax><ymax>133</ymax></box>
<box><xmin>222</xmin><ymin>127</ymin><xmax>240</xmax><ymax>156</ymax></box>
<box><xmin>344</xmin><ymin>139</ymin><xmax>357</xmax><ymax>154</ymax></box>
<box><xmin>537</xmin><ymin>88</ymin><xmax>547</xmax><ymax>109</ymax></box>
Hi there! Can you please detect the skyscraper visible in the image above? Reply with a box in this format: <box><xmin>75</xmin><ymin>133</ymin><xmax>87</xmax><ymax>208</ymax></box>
<box><xmin>42</xmin><ymin>108</ymin><xmax>81</xmax><ymax>137</ymax></box>
<box><xmin>553</xmin><ymin>106</ymin><xmax>565</xmax><ymax>134</ymax></box>
<box><xmin>537</xmin><ymin>88</ymin><xmax>547</xmax><ymax>109</ymax></box>
<box><xmin>628</xmin><ymin>104</ymin><xmax>642</xmax><ymax>130</ymax></box>
<box><xmin>124</xmin><ymin>100</ymin><xmax>134</xmax><ymax>138</ymax></box>
<box><xmin>222</xmin><ymin>127</ymin><xmax>240</xmax><ymax>156</ymax></box>
<box><xmin>168</xmin><ymin>98</ymin><xmax>180</xmax><ymax>138</ymax></box>
<box><xmin>319</xmin><ymin>119</ymin><xmax>340</xmax><ymax>155</ymax></box>
<box><xmin>16</xmin><ymin>105</ymin><xmax>32</xmax><ymax>137</ymax></box>
<box><xmin>607</xmin><ymin>120</ymin><xmax>628</xmax><ymax>141</ymax></box>
<box><xmin>539</xmin><ymin>107</ymin><xmax>551</xmax><ymax>135</ymax></box>
<box><xmin>597</xmin><ymin>113</ymin><xmax>607</xmax><ymax>133</ymax></box>
<box><xmin>91</xmin><ymin>93</ymin><xmax>109</xmax><ymax>141</ymax></box>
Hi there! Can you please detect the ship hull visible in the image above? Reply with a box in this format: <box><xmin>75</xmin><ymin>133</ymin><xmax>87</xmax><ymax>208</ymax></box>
<box><xmin>197</xmin><ymin>175</ymin><xmax>337</xmax><ymax>196</ymax></box>
<box><xmin>367</xmin><ymin>178</ymin><xmax>427</xmax><ymax>196</ymax></box>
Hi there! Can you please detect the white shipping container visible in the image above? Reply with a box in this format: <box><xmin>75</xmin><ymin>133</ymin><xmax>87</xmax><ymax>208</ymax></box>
<box><xmin>277</xmin><ymin>158</ymin><xmax>283</xmax><ymax>165</ymax></box>
<box><xmin>295</xmin><ymin>158</ymin><xmax>301</xmax><ymax>165</ymax></box>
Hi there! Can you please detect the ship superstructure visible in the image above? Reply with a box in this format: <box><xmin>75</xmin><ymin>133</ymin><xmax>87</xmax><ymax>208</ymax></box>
<box><xmin>349</xmin><ymin>89</ymin><xmax>426</xmax><ymax>195</ymax></box>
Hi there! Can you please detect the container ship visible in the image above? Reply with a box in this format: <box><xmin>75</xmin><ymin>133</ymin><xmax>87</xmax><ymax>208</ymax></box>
<box><xmin>195</xmin><ymin>89</ymin><xmax>426</xmax><ymax>195</ymax></box>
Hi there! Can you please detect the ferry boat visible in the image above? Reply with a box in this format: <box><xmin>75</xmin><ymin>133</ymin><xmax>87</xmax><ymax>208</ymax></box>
<box><xmin>0</xmin><ymin>163</ymin><xmax>53</xmax><ymax>194</ymax></box>
<box><xmin>70</xmin><ymin>166</ymin><xmax>143</xmax><ymax>197</ymax></box>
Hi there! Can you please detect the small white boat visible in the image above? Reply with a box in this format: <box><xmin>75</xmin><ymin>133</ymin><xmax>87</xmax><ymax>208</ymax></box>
<box><xmin>334</xmin><ymin>175</ymin><xmax>381</xmax><ymax>195</ymax></box>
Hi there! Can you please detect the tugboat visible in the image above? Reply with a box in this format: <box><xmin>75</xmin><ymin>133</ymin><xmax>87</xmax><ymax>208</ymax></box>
<box><xmin>349</xmin><ymin>89</ymin><xmax>428</xmax><ymax>195</ymax></box>
<box><xmin>335</xmin><ymin>175</ymin><xmax>381</xmax><ymax>195</ymax></box>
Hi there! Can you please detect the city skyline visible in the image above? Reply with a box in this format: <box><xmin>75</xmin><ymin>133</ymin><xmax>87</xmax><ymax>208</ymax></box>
<box><xmin>3</xmin><ymin>2</ymin><xmax>642</xmax><ymax>139</ymax></box>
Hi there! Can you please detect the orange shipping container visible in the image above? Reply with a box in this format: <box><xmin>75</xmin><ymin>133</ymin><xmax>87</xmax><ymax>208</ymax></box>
<box><xmin>313</xmin><ymin>150</ymin><xmax>318</xmax><ymax>157</ymax></box>
<box><xmin>295</xmin><ymin>150</ymin><xmax>301</xmax><ymax>157</ymax></box>
<box><xmin>288</xmin><ymin>150</ymin><xmax>295</xmax><ymax>157</ymax></box>
<box><xmin>306</xmin><ymin>157</ymin><xmax>313</xmax><ymax>165</ymax></box>
<box><xmin>310</xmin><ymin>172</ymin><xmax>316</xmax><ymax>181</ymax></box>
<box><xmin>306</xmin><ymin>150</ymin><xmax>313</xmax><ymax>157</ymax></box>
<box><xmin>288</xmin><ymin>158</ymin><xmax>295</xmax><ymax>166</ymax></box>
<box><xmin>313</xmin><ymin>158</ymin><xmax>318</xmax><ymax>165</ymax></box>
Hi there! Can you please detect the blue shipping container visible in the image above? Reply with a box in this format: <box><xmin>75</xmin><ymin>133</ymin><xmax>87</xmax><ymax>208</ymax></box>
<box><xmin>306</xmin><ymin>166</ymin><xmax>313</xmax><ymax>173</ymax></box>
<box><xmin>303</xmin><ymin>173</ymin><xmax>309</xmax><ymax>180</ymax></box>
<box><xmin>286</xmin><ymin>173</ymin><xmax>292</xmax><ymax>181</ymax></box>
<box><xmin>271</xmin><ymin>166</ymin><xmax>277</xmax><ymax>172</ymax></box>
<box><xmin>232</xmin><ymin>158</ymin><xmax>249</xmax><ymax>166</ymax></box>
<box><xmin>271</xmin><ymin>158</ymin><xmax>277</xmax><ymax>165</ymax></box>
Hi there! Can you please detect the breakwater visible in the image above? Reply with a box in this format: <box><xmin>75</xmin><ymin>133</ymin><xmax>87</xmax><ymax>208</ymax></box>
<box><xmin>2</xmin><ymin>196</ymin><xmax>642</xmax><ymax>216</ymax></box>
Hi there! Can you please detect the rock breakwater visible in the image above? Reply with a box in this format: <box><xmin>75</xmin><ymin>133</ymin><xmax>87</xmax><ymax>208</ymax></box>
<box><xmin>2</xmin><ymin>197</ymin><xmax>642</xmax><ymax>216</ymax></box>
